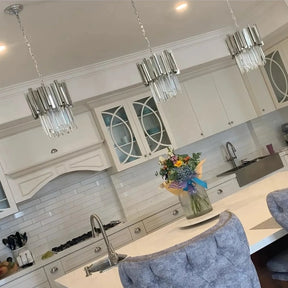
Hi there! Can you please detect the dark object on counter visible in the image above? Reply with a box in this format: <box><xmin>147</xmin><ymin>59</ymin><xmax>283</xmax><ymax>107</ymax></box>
<box><xmin>2</xmin><ymin>232</ymin><xmax>27</xmax><ymax>250</ymax></box>
<box><xmin>51</xmin><ymin>220</ymin><xmax>121</xmax><ymax>253</ymax></box>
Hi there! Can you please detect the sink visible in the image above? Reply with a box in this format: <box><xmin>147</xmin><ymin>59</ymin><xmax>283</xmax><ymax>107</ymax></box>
<box><xmin>216</xmin><ymin>155</ymin><xmax>269</xmax><ymax>177</ymax></box>
<box><xmin>84</xmin><ymin>253</ymin><xmax>127</xmax><ymax>276</ymax></box>
<box><xmin>216</xmin><ymin>154</ymin><xmax>283</xmax><ymax>187</ymax></box>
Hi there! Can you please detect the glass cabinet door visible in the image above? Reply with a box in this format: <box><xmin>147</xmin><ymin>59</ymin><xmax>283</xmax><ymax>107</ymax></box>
<box><xmin>101</xmin><ymin>106</ymin><xmax>142</xmax><ymax>165</ymax></box>
<box><xmin>132</xmin><ymin>96</ymin><xmax>171</xmax><ymax>153</ymax></box>
<box><xmin>264</xmin><ymin>50</ymin><xmax>288</xmax><ymax>106</ymax></box>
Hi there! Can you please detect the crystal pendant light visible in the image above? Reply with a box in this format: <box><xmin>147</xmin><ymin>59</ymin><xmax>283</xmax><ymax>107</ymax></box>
<box><xmin>130</xmin><ymin>0</ymin><xmax>181</xmax><ymax>103</ymax></box>
<box><xmin>5</xmin><ymin>4</ymin><xmax>76</xmax><ymax>138</ymax></box>
<box><xmin>225</xmin><ymin>0</ymin><xmax>266</xmax><ymax>74</ymax></box>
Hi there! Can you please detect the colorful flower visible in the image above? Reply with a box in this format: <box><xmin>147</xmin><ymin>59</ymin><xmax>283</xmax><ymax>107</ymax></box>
<box><xmin>174</xmin><ymin>160</ymin><xmax>183</xmax><ymax>167</ymax></box>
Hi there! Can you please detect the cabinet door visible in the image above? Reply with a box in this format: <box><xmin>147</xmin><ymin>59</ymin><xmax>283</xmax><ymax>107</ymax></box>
<box><xmin>182</xmin><ymin>74</ymin><xmax>230</xmax><ymax>136</ymax></box>
<box><xmin>98</xmin><ymin>103</ymin><xmax>147</xmax><ymax>169</ymax></box>
<box><xmin>212</xmin><ymin>66</ymin><xmax>257</xmax><ymax>126</ymax></box>
<box><xmin>242</xmin><ymin>69</ymin><xmax>275</xmax><ymax>116</ymax></box>
<box><xmin>130</xmin><ymin>95</ymin><xmax>172</xmax><ymax>155</ymax></box>
<box><xmin>0</xmin><ymin>164</ymin><xmax>18</xmax><ymax>218</ymax></box>
<box><xmin>158</xmin><ymin>90</ymin><xmax>203</xmax><ymax>148</ymax></box>
<box><xmin>44</xmin><ymin>260</ymin><xmax>65</xmax><ymax>288</ymax></box>
<box><xmin>262</xmin><ymin>48</ymin><xmax>288</xmax><ymax>109</ymax></box>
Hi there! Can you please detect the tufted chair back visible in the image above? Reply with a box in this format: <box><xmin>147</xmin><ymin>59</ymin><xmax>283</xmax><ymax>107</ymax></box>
<box><xmin>266</xmin><ymin>189</ymin><xmax>288</xmax><ymax>231</ymax></box>
<box><xmin>118</xmin><ymin>211</ymin><xmax>260</xmax><ymax>288</ymax></box>
<box><xmin>266</xmin><ymin>189</ymin><xmax>288</xmax><ymax>281</ymax></box>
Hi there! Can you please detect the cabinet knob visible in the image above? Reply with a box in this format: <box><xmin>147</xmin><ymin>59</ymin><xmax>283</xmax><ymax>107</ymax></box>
<box><xmin>50</xmin><ymin>148</ymin><xmax>58</xmax><ymax>154</ymax></box>
<box><xmin>134</xmin><ymin>227</ymin><xmax>141</xmax><ymax>234</ymax></box>
<box><xmin>172</xmin><ymin>209</ymin><xmax>179</xmax><ymax>216</ymax></box>
<box><xmin>50</xmin><ymin>266</ymin><xmax>59</xmax><ymax>274</ymax></box>
<box><xmin>201</xmin><ymin>133</ymin><xmax>204</xmax><ymax>136</ymax></box>
<box><xmin>217</xmin><ymin>189</ymin><xmax>223</xmax><ymax>195</ymax></box>
<box><xmin>144</xmin><ymin>154</ymin><xmax>147</xmax><ymax>158</ymax></box>
<box><xmin>155</xmin><ymin>171</ymin><xmax>158</xmax><ymax>176</ymax></box>
<box><xmin>231</xmin><ymin>121</ymin><xmax>234</xmax><ymax>124</ymax></box>
<box><xmin>94</xmin><ymin>246</ymin><xmax>102</xmax><ymax>253</ymax></box>
<box><xmin>228</xmin><ymin>122</ymin><xmax>231</xmax><ymax>125</ymax></box>
<box><xmin>149</xmin><ymin>153</ymin><xmax>152</xmax><ymax>156</ymax></box>
<box><xmin>262</xmin><ymin>108</ymin><xmax>265</xmax><ymax>112</ymax></box>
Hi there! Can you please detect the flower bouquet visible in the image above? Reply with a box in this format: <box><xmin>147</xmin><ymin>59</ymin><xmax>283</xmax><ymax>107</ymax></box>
<box><xmin>159</xmin><ymin>148</ymin><xmax>212</xmax><ymax>219</ymax></box>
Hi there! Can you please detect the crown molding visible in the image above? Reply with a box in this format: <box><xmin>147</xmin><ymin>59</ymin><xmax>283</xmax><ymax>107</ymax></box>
<box><xmin>0</xmin><ymin>27</ymin><xmax>231</xmax><ymax>99</ymax></box>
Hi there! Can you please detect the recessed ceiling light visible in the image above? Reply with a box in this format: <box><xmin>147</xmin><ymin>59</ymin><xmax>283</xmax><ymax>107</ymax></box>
<box><xmin>0</xmin><ymin>45</ymin><xmax>6</xmax><ymax>52</ymax></box>
<box><xmin>175</xmin><ymin>2</ymin><xmax>188</xmax><ymax>11</ymax></box>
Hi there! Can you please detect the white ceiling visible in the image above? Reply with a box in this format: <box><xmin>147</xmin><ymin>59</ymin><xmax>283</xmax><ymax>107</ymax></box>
<box><xmin>0</xmin><ymin>0</ymin><xmax>287</xmax><ymax>89</ymax></box>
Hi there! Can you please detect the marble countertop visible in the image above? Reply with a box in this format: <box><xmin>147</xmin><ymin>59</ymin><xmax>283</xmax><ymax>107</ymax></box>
<box><xmin>55</xmin><ymin>170</ymin><xmax>288</xmax><ymax>288</ymax></box>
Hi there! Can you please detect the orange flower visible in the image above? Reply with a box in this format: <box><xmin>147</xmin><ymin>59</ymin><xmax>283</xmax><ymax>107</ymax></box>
<box><xmin>174</xmin><ymin>160</ymin><xmax>183</xmax><ymax>167</ymax></box>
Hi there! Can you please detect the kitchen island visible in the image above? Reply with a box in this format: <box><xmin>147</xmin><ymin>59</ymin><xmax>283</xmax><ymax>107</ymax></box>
<box><xmin>55</xmin><ymin>171</ymin><xmax>288</xmax><ymax>288</ymax></box>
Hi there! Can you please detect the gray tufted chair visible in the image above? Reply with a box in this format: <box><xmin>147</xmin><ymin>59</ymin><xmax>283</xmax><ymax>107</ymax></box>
<box><xmin>266</xmin><ymin>189</ymin><xmax>288</xmax><ymax>281</ymax></box>
<box><xmin>118</xmin><ymin>211</ymin><xmax>260</xmax><ymax>288</ymax></box>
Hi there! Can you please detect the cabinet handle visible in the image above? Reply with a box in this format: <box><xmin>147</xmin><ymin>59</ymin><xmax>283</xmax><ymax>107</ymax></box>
<box><xmin>134</xmin><ymin>227</ymin><xmax>141</xmax><ymax>234</ymax></box>
<box><xmin>172</xmin><ymin>209</ymin><xmax>179</xmax><ymax>216</ymax></box>
<box><xmin>217</xmin><ymin>189</ymin><xmax>223</xmax><ymax>195</ymax></box>
<box><xmin>50</xmin><ymin>266</ymin><xmax>59</xmax><ymax>274</ymax></box>
<box><xmin>94</xmin><ymin>246</ymin><xmax>102</xmax><ymax>253</ymax></box>
<box><xmin>50</xmin><ymin>148</ymin><xmax>58</xmax><ymax>154</ymax></box>
<box><xmin>155</xmin><ymin>171</ymin><xmax>158</xmax><ymax>176</ymax></box>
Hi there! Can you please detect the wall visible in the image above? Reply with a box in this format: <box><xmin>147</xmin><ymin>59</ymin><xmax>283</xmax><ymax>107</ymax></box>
<box><xmin>0</xmin><ymin>107</ymin><xmax>288</xmax><ymax>262</ymax></box>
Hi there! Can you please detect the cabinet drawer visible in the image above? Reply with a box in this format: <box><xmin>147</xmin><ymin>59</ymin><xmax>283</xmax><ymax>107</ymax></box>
<box><xmin>128</xmin><ymin>221</ymin><xmax>147</xmax><ymax>240</ymax></box>
<box><xmin>44</xmin><ymin>260</ymin><xmax>65</xmax><ymax>288</ymax></box>
<box><xmin>143</xmin><ymin>203</ymin><xmax>183</xmax><ymax>233</ymax></box>
<box><xmin>61</xmin><ymin>228</ymin><xmax>132</xmax><ymax>273</ymax></box>
<box><xmin>1</xmin><ymin>268</ymin><xmax>47</xmax><ymax>288</ymax></box>
<box><xmin>207</xmin><ymin>178</ymin><xmax>239</xmax><ymax>203</ymax></box>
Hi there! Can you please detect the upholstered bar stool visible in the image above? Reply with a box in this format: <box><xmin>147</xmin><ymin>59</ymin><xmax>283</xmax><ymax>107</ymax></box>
<box><xmin>118</xmin><ymin>211</ymin><xmax>260</xmax><ymax>288</ymax></box>
<box><xmin>266</xmin><ymin>189</ymin><xmax>288</xmax><ymax>281</ymax></box>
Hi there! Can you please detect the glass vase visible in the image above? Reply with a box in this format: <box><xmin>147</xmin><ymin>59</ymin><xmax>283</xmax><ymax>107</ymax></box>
<box><xmin>178</xmin><ymin>183</ymin><xmax>212</xmax><ymax>219</ymax></box>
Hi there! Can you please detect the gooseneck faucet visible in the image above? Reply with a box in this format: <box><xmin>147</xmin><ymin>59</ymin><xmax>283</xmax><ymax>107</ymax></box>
<box><xmin>90</xmin><ymin>214</ymin><xmax>120</xmax><ymax>266</ymax></box>
<box><xmin>226</xmin><ymin>141</ymin><xmax>237</xmax><ymax>168</ymax></box>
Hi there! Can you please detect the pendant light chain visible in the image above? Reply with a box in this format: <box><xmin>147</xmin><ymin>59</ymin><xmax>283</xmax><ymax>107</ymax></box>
<box><xmin>130</xmin><ymin>0</ymin><xmax>153</xmax><ymax>54</ymax></box>
<box><xmin>226</xmin><ymin>0</ymin><xmax>240</xmax><ymax>29</ymax></box>
<box><xmin>15</xmin><ymin>12</ymin><xmax>45</xmax><ymax>86</ymax></box>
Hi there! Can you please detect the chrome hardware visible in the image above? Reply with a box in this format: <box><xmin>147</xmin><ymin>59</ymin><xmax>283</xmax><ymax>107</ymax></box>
<box><xmin>217</xmin><ymin>189</ymin><xmax>223</xmax><ymax>195</ymax></box>
<box><xmin>94</xmin><ymin>246</ymin><xmax>102</xmax><ymax>253</ymax></box>
<box><xmin>172</xmin><ymin>209</ymin><xmax>179</xmax><ymax>216</ymax></box>
<box><xmin>134</xmin><ymin>227</ymin><xmax>141</xmax><ymax>234</ymax></box>
<box><xmin>50</xmin><ymin>148</ymin><xmax>58</xmax><ymax>154</ymax></box>
<box><xmin>50</xmin><ymin>266</ymin><xmax>58</xmax><ymax>274</ymax></box>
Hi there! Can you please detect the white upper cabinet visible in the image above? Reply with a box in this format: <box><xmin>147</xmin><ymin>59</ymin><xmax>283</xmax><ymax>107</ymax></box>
<box><xmin>242</xmin><ymin>69</ymin><xmax>276</xmax><ymax>116</ymax></box>
<box><xmin>158</xmin><ymin>90</ymin><xmax>204</xmax><ymax>149</ymax></box>
<box><xmin>182</xmin><ymin>73</ymin><xmax>229</xmax><ymax>137</ymax></box>
<box><xmin>95</xmin><ymin>93</ymin><xmax>173</xmax><ymax>171</ymax></box>
<box><xmin>182</xmin><ymin>65</ymin><xmax>257</xmax><ymax>137</ymax></box>
<box><xmin>0</xmin><ymin>111</ymin><xmax>103</xmax><ymax>175</ymax></box>
<box><xmin>261</xmin><ymin>40</ymin><xmax>288</xmax><ymax>109</ymax></box>
<box><xmin>211</xmin><ymin>66</ymin><xmax>257</xmax><ymax>126</ymax></box>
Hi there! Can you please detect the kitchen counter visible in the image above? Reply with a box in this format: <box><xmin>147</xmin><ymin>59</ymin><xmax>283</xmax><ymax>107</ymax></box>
<box><xmin>55</xmin><ymin>170</ymin><xmax>288</xmax><ymax>288</ymax></box>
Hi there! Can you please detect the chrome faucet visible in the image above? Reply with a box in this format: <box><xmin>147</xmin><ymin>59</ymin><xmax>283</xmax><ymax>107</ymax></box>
<box><xmin>84</xmin><ymin>214</ymin><xmax>127</xmax><ymax>276</ymax></box>
<box><xmin>226</xmin><ymin>141</ymin><xmax>237</xmax><ymax>168</ymax></box>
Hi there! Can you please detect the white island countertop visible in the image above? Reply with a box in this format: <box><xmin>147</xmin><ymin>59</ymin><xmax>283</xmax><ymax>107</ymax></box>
<box><xmin>56</xmin><ymin>171</ymin><xmax>288</xmax><ymax>288</ymax></box>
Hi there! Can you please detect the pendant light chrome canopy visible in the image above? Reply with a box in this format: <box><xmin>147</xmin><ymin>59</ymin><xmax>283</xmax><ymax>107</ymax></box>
<box><xmin>5</xmin><ymin>4</ymin><xmax>76</xmax><ymax>138</ymax></box>
<box><xmin>225</xmin><ymin>0</ymin><xmax>266</xmax><ymax>74</ymax></box>
<box><xmin>131</xmin><ymin>0</ymin><xmax>181</xmax><ymax>103</ymax></box>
